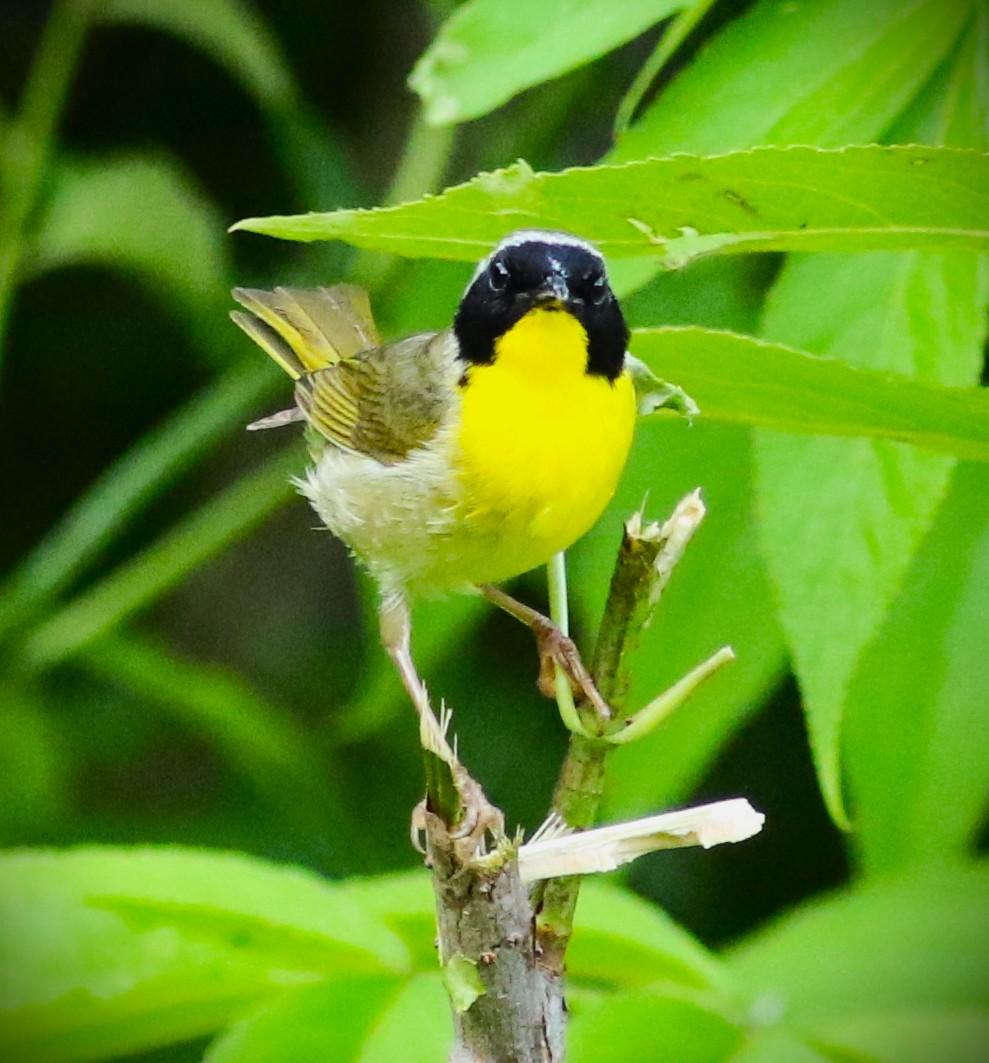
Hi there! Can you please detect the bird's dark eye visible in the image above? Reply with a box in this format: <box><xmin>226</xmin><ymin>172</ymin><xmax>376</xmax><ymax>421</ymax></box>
<box><xmin>575</xmin><ymin>271</ymin><xmax>608</xmax><ymax>305</ymax></box>
<box><xmin>488</xmin><ymin>259</ymin><xmax>510</xmax><ymax>292</ymax></box>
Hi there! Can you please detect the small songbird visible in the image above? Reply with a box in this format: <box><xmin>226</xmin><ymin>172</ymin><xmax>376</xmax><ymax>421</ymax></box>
<box><xmin>231</xmin><ymin>230</ymin><xmax>637</xmax><ymax>722</ymax></box>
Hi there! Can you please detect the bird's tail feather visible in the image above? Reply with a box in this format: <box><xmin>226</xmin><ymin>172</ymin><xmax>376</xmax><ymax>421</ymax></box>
<box><xmin>230</xmin><ymin>285</ymin><xmax>380</xmax><ymax>379</ymax></box>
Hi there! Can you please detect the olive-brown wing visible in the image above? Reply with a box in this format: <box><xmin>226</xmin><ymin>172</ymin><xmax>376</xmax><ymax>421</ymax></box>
<box><xmin>296</xmin><ymin>330</ymin><xmax>458</xmax><ymax>463</ymax></box>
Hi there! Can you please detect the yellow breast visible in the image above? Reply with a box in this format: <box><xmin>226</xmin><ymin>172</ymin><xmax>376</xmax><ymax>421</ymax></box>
<box><xmin>454</xmin><ymin>306</ymin><xmax>636</xmax><ymax>585</ymax></box>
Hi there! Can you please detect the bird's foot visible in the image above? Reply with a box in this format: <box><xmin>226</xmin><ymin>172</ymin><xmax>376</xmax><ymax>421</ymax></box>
<box><xmin>534</xmin><ymin>623</ymin><xmax>612</xmax><ymax>723</ymax></box>
<box><xmin>411</xmin><ymin>783</ymin><xmax>506</xmax><ymax>860</ymax></box>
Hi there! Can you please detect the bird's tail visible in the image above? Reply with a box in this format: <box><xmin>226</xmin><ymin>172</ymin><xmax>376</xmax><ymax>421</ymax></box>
<box><xmin>230</xmin><ymin>285</ymin><xmax>380</xmax><ymax>379</ymax></box>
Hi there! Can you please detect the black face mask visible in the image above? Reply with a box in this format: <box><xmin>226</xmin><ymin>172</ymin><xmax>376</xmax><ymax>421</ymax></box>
<box><xmin>454</xmin><ymin>237</ymin><xmax>629</xmax><ymax>382</ymax></box>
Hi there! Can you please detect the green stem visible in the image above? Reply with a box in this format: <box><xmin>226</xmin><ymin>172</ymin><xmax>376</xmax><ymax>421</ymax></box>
<box><xmin>0</xmin><ymin>0</ymin><xmax>96</xmax><ymax>369</ymax></box>
<box><xmin>546</xmin><ymin>551</ymin><xmax>569</xmax><ymax>636</ymax></box>
<box><xmin>589</xmin><ymin>514</ymin><xmax>668</xmax><ymax>714</ymax></box>
<box><xmin>547</xmin><ymin>552</ymin><xmax>594</xmax><ymax>738</ymax></box>
<box><xmin>607</xmin><ymin>645</ymin><xmax>734</xmax><ymax>745</ymax></box>
<box><xmin>553</xmin><ymin>515</ymin><xmax>670</xmax><ymax>814</ymax></box>
<box><xmin>614</xmin><ymin>0</ymin><xmax>718</xmax><ymax>134</ymax></box>
<box><xmin>537</xmin><ymin>502</ymin><xmax>705</xmax><ymax>972</ymax></box>
<box><xmin>351</xmin><ymin>109</ymin><xmax>456</xmax><ymax>294</ymax></box>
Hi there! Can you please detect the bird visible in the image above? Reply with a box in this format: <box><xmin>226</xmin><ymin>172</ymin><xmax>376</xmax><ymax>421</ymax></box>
<box><xmin>230</xmin><ymin>229</ymin><xmax>637</xmax><ymax>727</ymax></box>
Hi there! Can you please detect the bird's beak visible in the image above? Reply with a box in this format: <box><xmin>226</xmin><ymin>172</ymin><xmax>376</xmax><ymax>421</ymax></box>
<box><xmin>535</xmin><ymin>270</ymin><xmax>570</xmax><ymax>305</ymax></box>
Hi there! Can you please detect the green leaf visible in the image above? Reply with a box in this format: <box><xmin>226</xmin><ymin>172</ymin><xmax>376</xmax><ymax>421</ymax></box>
<box><xmin>10</xmin><ymin>848</ymin><xmax>410</xmax><ymax>986</ymax></box>
<box><xmin>566</xmin><ymin>880</ymin><xmax>727</xmax><ymax>993</ymax></box>
<box><xmin>441</xmin><ymin>954</ymin><xmax>485</xmax><ymax>1013</ymax></box>
<box><xmin>754</xmin><ymin>260</ymin><xmax>985</xmax><ymax>825</ymax></box>
<box><xmin>627</xmin><ymin>355</ymin><xmax>699</xmax><ymax>420</ymax></box>
<box><xmin>604</xmin><ymin>0</ymin><xmax>979</xmax><ymax>302</ymax></box>
<box><xmin>352</xmin><ymin>974</ymin><xmax>452</xmax><ymax>1063</ymax></box>
<box><xmin>204</xmin><ymin>977</ymin><xmax>405</xmax><ymax>1063</ymax></box>
<box><xmin>623</xmin><ymin>254</ymin><xmax>777</xmax><ymax>336</ymax></box>
<box><xmin>18</xmin><ymin>447</ymin><xmax>299</xmax><ymax>672</ymax></box>
<box><xmin>409</xmin><ymin>0</ymin><xmax>685</xmax><ymax>125</ymax></box>
<box><xmin>97</xmin><ymin>0</ymin><xmax>296</xmax><ymax>112</ymax></box>
<box><xmin>568</xmin><ymin>987</ymin><xmax>742</xmax><ymax>1063</ymax></box>
<box><xmin>0</xmin><ymin>362</ymin><xmax>274</xmax><ymax>642</ymax></box>
<box><xmin>845</xmin><ymin>463</ymin><xmax>989</xmax><ymax>874</ymax></box>
<box><xmin>339</xmin><ymin>872</ymin><xmax>438</xmax><ymax>971</ymax></box>
<box><xmin>727</xmin><ymin>862</ymin><xmax>989</xmax><ymax>1023</ymax></box>
<box><xmin>752</xmin><ymin>17</ymin><xmax>989</xmax><ymax>824</ymax></box>
<box><xmin>97</xmin><ymin>897</ymin><xmax>396</xmax><ymax>979</ymax></box>
<box><xmin>614</xmin><ymin>0</ymin><xmax>974</xmax><ymax>159</ymax></box>
<box><xmin>839</xmin><ymin>0</ymin><xmax>989</xmax><ymax>864</ymax></box>
<box><xmin>822</xmin><ymin>1009</ymin><xmax>989</xmax><ymax>1063</ymax></box>
<box><xmin>728</xmin><ymin>1028</ymin><xmax>861</xmax><ymax>1063</ymax></box>
<box><xmin>28</xmin><ymin>154</ymin><xmax>229</xmax><ymax>336</ymax></box>
<box><xmin>632</xmin><ymin>327</ymin><xmax>989</xmax><ymax>461</ymax></box>
<box><xmin>889</xmin><ymin>6</ymin><xmax>989</xmax><ymax>151</ymax></box>
<box><xmin>0</xmin><ymin>848</ymin><xmax>408</xmax><ymax>1063</ymax></box>
<box><xmin>230</xmin><ymin>146</ymin><xmax>989</xmax><ymax>263</ymax></box>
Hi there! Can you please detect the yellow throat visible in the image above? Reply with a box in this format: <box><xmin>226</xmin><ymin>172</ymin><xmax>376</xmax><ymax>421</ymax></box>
<box><xmin>456</xmin><ymin>305</ymin><xmax>636</xmax><ymax>584</ymax></box>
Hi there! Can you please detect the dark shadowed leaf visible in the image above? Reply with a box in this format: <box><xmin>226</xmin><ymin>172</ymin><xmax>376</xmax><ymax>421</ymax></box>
<box><xmin>99</xmin><ymin>0</ymin><xmax>296</xmax><ymax>111</ymax></box>
<box><xmin>28</xmin><ymin>154</ymin><xmax>228</xmax><ymax>336</ymax></box>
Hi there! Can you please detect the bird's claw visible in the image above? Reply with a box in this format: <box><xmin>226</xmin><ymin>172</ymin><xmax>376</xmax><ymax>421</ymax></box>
<box><xmin>451</xmin><ymin>792</ymin><xmax>505</xmax><ymax>851</ymax></box>
<box><xmin>410</xmin><ymin>800</ymin><xmax>429</xmax><ymax>853</ymax></box>
<box><xmin>411</xmin><ymin>792</ymin><xmax>505</xmax><ymax>859</ymax></box>
<box><xmin>535</xmin><ymin>625</ymin><xmax>612</xmax><ymax>722</ymax></box>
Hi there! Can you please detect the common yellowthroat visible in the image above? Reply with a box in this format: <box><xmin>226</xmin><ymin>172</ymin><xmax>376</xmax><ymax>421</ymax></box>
<box><xmin>231</xmin><ymin>230</ymin><xmax>636</xmax><ymax>721</ymax></box>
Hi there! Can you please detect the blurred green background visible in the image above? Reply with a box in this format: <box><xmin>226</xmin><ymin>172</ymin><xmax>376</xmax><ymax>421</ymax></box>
<box><xmin>7</xmin><ymin>0</ymin><xmax>989</xmax><ymax>996</ymax></box>
<box><xmin>4</xmin><ymin>1</ymin><xmax>989</xmax><ymax>1060</ymax></box>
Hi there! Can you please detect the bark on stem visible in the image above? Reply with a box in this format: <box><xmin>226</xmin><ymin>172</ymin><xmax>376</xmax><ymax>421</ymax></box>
<box><xmin>425</xmin><ymin>809</ymin><xmax>565</xmax><ymax>1062</ymax></box>
<box><xmin>536</xmin><ymin>493</ymin><xmax>706</xmax><ymax>971</ymax></box>
<box><xmin>419</xmin><ymin>708</ymin><xmax>565</xmax><ymax>1060</ymax></box>
<box><xmin>421</xmin><ymin>493</ymin><xmax>708</xmax><ymax>1058</ymax></box>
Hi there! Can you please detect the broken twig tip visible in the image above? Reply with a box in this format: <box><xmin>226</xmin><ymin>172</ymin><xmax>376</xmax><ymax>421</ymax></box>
<box><xmin>518</xmin><ymin>798</ymin><xmax>766</xmax><ymax>882</ymax></box>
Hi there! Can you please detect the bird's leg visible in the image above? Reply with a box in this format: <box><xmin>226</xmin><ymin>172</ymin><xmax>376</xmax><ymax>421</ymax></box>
<box><xmin>378</xmin><ymin>592</ymin><xmax>433</xmax><ymax>721</ymax></box>
<box><xmin>378</xmin><ymin>593</ymin><xmax>503</xmax><ymax>850</ymax></box>
<box><xmin>479</xmin><ymin>583</ymin><xmax>612</xmax><ymax>721</ymax></box>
